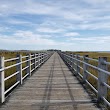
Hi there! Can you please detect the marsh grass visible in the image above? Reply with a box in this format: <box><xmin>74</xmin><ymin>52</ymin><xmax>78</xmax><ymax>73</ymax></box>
<box><xmin>0</xmin><ymin>52</ymin><xmax>31</xmax><ymax>91</ymax></box>
<box><xmin>1</xmin><ymin>51</ymin><xmax>110</xmax><ymax>105</ymax></box>
<box><xmin>69</xmin><ymin>51</ymin><xmax>110</xmax><ymax>104</ymax></box>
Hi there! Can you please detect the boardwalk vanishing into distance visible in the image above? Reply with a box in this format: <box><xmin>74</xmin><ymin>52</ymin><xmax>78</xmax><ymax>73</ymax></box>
<box><xmin>0</xmin><ymin>52</ymin><xmax>101</xmax><ymax>110</ymax></box>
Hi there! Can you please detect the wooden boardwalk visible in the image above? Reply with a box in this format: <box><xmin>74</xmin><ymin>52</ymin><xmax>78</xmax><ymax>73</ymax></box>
<box><xmin>0</xmin><ymin>52</ymin><xmax>100</xmax><ymax>110</ymax></box>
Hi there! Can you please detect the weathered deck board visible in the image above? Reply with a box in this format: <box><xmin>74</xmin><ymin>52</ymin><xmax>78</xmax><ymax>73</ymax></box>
<box><xmin>0</xmin><ymin>52</ymin><xmax>100</xmax><ymax>110</ymax></box>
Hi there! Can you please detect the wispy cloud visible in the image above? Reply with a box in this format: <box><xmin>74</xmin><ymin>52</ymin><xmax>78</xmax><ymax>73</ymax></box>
<box><xmin>0</xmin><ymin>0</ymin><xmax>110</xmax><ymax>50</ymax></box>
<box><xmin>70</xmin><ymin>36</ymin><xmax>110</xmax><ymax>44</ymax></box>
<box><xmin>64</xmin><ymin>32</ymin><xmax>80</xmax><ymax>37</ymax></box>
<box><xmin>0</xmin><ymin>0</ymin><xmax>60</xmax><ymax>16</ymax></box>
<box><xmin>82</xmin><ymin>0</ymin><xmax>110</xmax><ymax>5</ymax></box>
<box><xmin>36</xmin><ymin>27</ymin><xmax>64</xmax><ymax>33</ymax></box>
<box><xmin>0</xmin><ymin>26</ymin><xmax>10</xmax><ymax>32</ymax></box>
<box><xmin>0</xmin><ymin>30</ymin><xmax>70</xmax><ymax>46</ymax></box>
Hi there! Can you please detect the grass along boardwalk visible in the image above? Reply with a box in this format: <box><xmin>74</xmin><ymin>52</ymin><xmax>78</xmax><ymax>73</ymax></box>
<box><xmin>0</xmin><ymin>52</ymin><xmax>100</xmax><ymax>110</ymax></box>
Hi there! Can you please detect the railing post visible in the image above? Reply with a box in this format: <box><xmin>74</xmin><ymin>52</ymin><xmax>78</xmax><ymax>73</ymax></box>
<box><xmin>83</xmin><ymin>55</ymin><xmax>88</xmax><ymax>83</ymax></box>
<box><xmin>76</xmin><ymin>55</ymin><xmax>80</xmax><ymax>76</ymax></box>
<box><xmin>67</xmin><ymin>53</ymin><xmax>69</xmax><ymax>65</ymax></box>
<box><xmin>42</xmin><ymin>53</ymin><xmax>44</xmax><ymax>63</ymax></box>
<box><xmin>38</xmin><ymin>53</ymin><xmax>40</xmax><ymax>67</ymax></box>
<box><xmin>68</xmin><ymin>53</ymin><xmax>71</xmax><ymax>65</ymax></box>
<box><xmin>44</xmin><ymin>53</ymin><xmax>46</xmax><ymax>62</ymax></box>
<box><xmin>41</xmin><ymin>53</ymin><xmax>43</xmax><ymax>64</ymax></box>
<box><xmin>34</xmin><ymin>53</ymin><xmax>36</xmax><ymax>69</ymax></box>
<box><xmin>47</xmin><ymin>52</ymin><xmax>49</xmax><ymax>60</ymax></box>
<box><xmin>45</xmin><ymin>53</ymin><xmax>47</xmax><ymax>61</ymax></box>
<box><xmin>70</xmin><ymin>54</ymin><xmax>73</xmax><ymax>68</ymax></box>
<box><xmin>0</xmin><ymin>56</ymin><xmax>5</xmax><ymax>103</ymax></box>
<box><xmin>71</xmin><ymin>54</ymin><xmax>74</xmax><ymax>69</ymax></box>
<box><xmin>75</xmin><ymin>55</ymin><xmax>77</xmax><ymax>75</ymax></box>
<box><xmin>36</xmin><ymin>53</ymin><xmax>38</xmax><ymax>68</ymax></box>
<box><xmin>16</xmin><ymin>54</ymin><xmax>22</xmax><ymax>84</ymax></box>
<box><xmin>72</xmin><ymin>54</ymin><xmax>75</xmax><ymax>71</ymax></box>
<box><xmin>44</xmin><ymin>53</ymin><xmax>45</xmax><ymax>62</ymax></box>
<box><xmin>69</xmin><ymin>53</ymin><xmax>71</xmax><ymax>66</ymax></box>
<box><xmin>61</xmin><ymin>52</ymin><xmax>64</xmax><ymax>59</ymax></box>
<box><xmin>27</xmin><ymin>54</ymin><xmax>31</xmax><ymax>76</ymax></box>
<box><xmin>98</xmin><ymin>57</ymin><xmax>108</xmax><ymax>103</ymax></box>
<box><xmin>46</xmin><ymin>53</ymin><xmax>48</xmax><ymax>61</ymax></box>
<box><xmin>65</xmin><ymin>53</ymin><xmax>67</xmax><ymax>62</ymax></box>
<box><xmin>40</xmin><ymin>53</ymin><xmax>41</xmax><ymax>64</ymax></box>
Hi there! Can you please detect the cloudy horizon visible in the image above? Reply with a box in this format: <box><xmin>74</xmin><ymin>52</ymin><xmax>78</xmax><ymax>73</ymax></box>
<box><xmin>0</xmin><ymin>0</ymin><xmax>110</xmax><ymax>51</ymax></box>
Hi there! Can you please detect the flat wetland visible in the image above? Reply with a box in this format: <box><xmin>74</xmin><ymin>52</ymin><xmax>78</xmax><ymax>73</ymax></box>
<box><xmin>0</xmin><ymin>51</ymin><xmax>110</xmax><ymax>104</ymax></box>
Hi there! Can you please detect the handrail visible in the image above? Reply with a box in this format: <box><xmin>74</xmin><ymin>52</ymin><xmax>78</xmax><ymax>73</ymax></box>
<box><xmin>59</xmin><ymin>51</ymin><xmax>110</xmax><ymax>108</ymax></box>
<box><xmin>0</xmin><ymin>51</ymin><xmax>53</xmax><ymax>103</ymax></box>
<box><xmin>85</xmin><ymin>57</ymin><xmax>98</xmax><ymax>62</ymax></box>
<box><xmin>4</xmin><ymin>57</ymin><xmax>19</xmax><ymax>62</ymax></box>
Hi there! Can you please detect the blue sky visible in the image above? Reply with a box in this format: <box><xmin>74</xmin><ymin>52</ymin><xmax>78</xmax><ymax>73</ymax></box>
<box><xmin>0</xmin><ymin>0</ymin><xmax>110</xmax><ymax>51</ymax></box>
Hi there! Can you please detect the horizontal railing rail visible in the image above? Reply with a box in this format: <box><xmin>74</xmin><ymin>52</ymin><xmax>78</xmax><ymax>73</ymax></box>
<box><xmin>59</xmin><ymin>51</ymin><xmax>110</xmax><ymax>108</ymax></box>
<box><xmin>0</xmin><ymin>51</ymin><xmax>53</xmax><ymax>103</ymax></box>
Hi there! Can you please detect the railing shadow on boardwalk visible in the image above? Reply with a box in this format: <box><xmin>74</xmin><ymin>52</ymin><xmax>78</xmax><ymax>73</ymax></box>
<box><xmin>39</xmin><ymin>54</ymin><xmax>55</xmax><ymax>110</ymax></box>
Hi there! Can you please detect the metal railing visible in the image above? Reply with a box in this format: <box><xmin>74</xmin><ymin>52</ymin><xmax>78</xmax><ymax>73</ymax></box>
<box><xmin>0</xmin><ymin>51</ymin><xmax>53</xmax><ymax>103</ymax></box>
<box><xmin>59</xmin><ymin>52</ymin><xmax>110</xmax><ymax>108</ymax></box>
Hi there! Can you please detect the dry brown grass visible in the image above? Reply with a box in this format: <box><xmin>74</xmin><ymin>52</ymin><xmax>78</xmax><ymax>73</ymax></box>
<box><xmin>0</xmin><ymin>52</ymin><xmax>32</xmax><ymax>91</ymax></box>
<box><xmin>66</xmin><ymin>51</ymin><xmax>110</xmax><ymax>103</ymax></box>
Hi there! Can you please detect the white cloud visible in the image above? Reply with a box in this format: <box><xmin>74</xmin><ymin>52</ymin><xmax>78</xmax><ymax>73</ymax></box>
<box><xmin>65</xmin><ymin>32</ymin><xmax>80</xmax><ymax>37</ymax></box>
<box><xmin>36</xmin><ymin>27</ymin><xmax>64</xmax><ymax>33</ymax></box>
<box><xmin>6</xmin><ymin>19</ymin><xmax>32</xmax><ymax>25</ymax></box>
<box><xmin>0</xmin><ymin>0</ymin><xmax>110</xmax><ymax>28</ymax></box>
<box><xmin>0</xmin><ymin>30</ymin><xmax>71</xmax><ymax>46</ymax></box>
<box><xmin>76</xmin><ymin>22</ymin><xmax>110</xmax><ymax>30</ymax></box>
<box><xmin>0</xmin><ymin>31</ymin><xmax>56</xmax><ymax>45</ymax></box>
<box><xmin>0</xmin><ymin>0</ymin><xmax>92</xmax><ymax>22</ymax></box>
<box><xmin>0</xmin><ymin>0</ymin><xmax>110</xmax><ymax>50</ymax></box>
<box><xmin>70</xmin><ymin>36</ymin><xmax>110</xmax><ymax>44</ymax></box>
<box><xmin>0</xmin><ymin>0</ymin><xmax>59</xmax><ymax>16</ymax></box>
<box><xmin>83</xmin><ymin>0</ymin><xmax>109</xmax><ymax>5</ymax></box>
<box><xmin>0</xmin><ymin>26</ymin><xmax>10</xmax><ymax>32</ymax></box>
